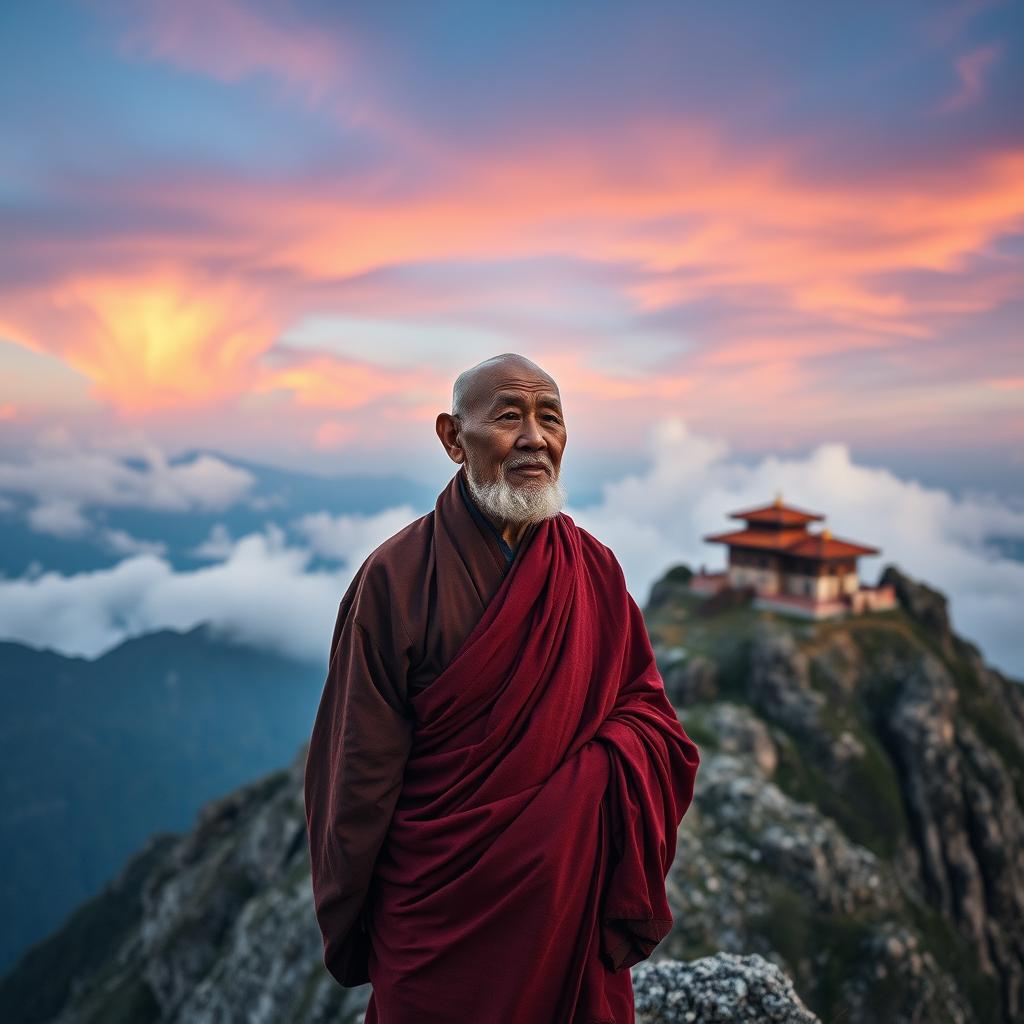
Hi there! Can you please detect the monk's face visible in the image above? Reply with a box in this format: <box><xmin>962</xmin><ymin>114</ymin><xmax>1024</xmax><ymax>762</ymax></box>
<box><xmin>458</xmin><ymin>369</ymin><xmax>566</xmax><ymax>490</ymax></box>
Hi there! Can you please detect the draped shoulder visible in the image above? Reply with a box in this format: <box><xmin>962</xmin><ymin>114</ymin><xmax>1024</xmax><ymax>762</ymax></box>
<box><xmin>341</xmin><ymin>511</ymin><xmax>434</xmax><ymax>709</ymax></box>
<box><xmin>574</xmin><ymin>519</ymin><xmax>626</xmax><ymax>581</ymax></box>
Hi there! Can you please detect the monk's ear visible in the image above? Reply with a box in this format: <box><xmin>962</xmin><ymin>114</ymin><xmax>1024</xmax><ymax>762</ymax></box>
<box><xmin>435</xmin><ymin>412</ymin><xmax>465</xmax><ymax>464</ymax></box>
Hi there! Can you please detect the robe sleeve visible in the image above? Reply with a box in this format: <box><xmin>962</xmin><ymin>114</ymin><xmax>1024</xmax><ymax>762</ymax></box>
<box><xmin>596</xmin><ymin>585</ymin><xmax>701</xmax><ymax>973</ymax></box>
<box><xmin>303</xmin><ymin>589</ymin><xmax>414</xmax><ymax>987</ymax></box>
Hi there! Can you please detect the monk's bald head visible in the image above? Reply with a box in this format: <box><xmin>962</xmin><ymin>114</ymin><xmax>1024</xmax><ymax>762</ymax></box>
<box><xmin>451</xmin><ymin>353</ymin><xmax>559</xmax><ymax>420</ymax></box>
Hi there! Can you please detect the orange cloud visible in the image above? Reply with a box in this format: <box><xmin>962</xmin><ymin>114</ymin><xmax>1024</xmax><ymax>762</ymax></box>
<box><xmin>537</xmin><ymin>350</ymin><xmax>694</xmax><ymax>403</ymax></box>
<box><xmin>192</xmin><ymin>125</ymin><xmax>1023</xmax><ymax>341</ymax></box>
<box><xmin>313</xmin><ymin>419</ymin><xmax>358</xmax><ymax>449</ymax></box>
<box><xmin>2</xmin><ymin>269</ymin><xmax>278</xmax><ymax>413</ymax></box>
<box><xmin>699</xmin><ymin>332</ymin><xmax>891</xmax><ymax>368</ymax></box>
<box><xmin>255</xmin><ymin>354</ymin><xmax>437</xmax><ymax>410</ymax></box>
<box><xmin>4</xmin><ymin>120</ymin><xmax>1022</xmax><ymax>425</ymax></box>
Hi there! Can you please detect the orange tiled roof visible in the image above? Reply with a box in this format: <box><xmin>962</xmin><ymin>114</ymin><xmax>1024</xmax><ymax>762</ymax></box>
<box><xmin>703</xmin><ymin>527</ymin><xmax>879</xmax><ymax>560</ymax></box>
<box><xmin>703</xmin><ymin>528</ymin><xmax>811</xmax><ymax>550</ymax></box>
<box><xmin>728</xmin><ymin>502</ymin><xmax>824</xmax><ymax>526</ymax></box>
<box><xmin>787</xmin><ymin>533</ymin><xmax>879</xmax><ymax>558</ymax></box>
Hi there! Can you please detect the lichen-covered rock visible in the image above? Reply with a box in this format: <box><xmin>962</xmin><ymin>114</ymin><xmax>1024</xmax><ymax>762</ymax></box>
<box><xmin>663</xmin><ymin>653</ymin><xmax>720</xmax><ymax>706</ymax></box>
<box><xmin>878</xmin><ymin>651</ymin><xmax>1024</xmax><ymax>1013</ymax></box>
<box><xmin>633</xmin><ymin>953</ymin><xmax>820</xmax><ymax>1023</ymax></box>
<box><xmin>748</xmin><ymin>624</ymin><xmax>825</xmax><ymax>736</ymax></box>
<box><xmin>665</xmin><ymin>738</ymin><xmax>901</xmax><ymax>978</ymax></box>
<box><xmin>836</xmin><ymin>923</ymin><xmax>975</xmax><ymax>1024</ymax></box>
<box><xmin>879</xmin><ymin>564</ymin><xmax>956</xmax><ymax>660</ymax></box>
<box><xmin>701</xmin><ymin>702</ymin><xmax>777</xmax><ymax>777</ymax></box>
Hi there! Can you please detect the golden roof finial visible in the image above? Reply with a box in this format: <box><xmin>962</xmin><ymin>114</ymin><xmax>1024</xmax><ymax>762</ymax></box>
<box><xmin>821</xmin><ymin>528</ymin><xmax>832</xmax><ymax>540</ymax></box>
<box><xmin>773</xmin><ymin>491</ymin><xmax>783</xmax><ymax>507</ymax></box>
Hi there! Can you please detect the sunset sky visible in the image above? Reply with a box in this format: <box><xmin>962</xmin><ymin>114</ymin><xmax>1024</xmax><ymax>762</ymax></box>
<box><xmin>2</xmin><ymin>2</ymin><xmax>1024</xmax><ymax>678</ymax></box>
<box><xmin>2</xmin><ymin>0</ymin><xmax>1021</xmax><ymax>491</ymax></box>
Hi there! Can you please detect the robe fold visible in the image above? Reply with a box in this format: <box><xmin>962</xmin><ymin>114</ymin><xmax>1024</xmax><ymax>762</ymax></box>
<box><xmin>304</xmin><ymin>466</ymin><xmax>700</xmax><ymax>1023</ymax></box>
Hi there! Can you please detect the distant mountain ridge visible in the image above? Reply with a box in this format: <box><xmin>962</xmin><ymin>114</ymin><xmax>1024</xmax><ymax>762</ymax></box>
<box><xmin>0</xmin><ymin>623</ymin><xmax>327</xmax><ymax>976</ymax></box>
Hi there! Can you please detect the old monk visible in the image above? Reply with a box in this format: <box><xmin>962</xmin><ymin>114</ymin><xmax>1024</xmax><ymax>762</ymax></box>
<box><xmin>303</xmin><ymin>352</ymin><xmax>701</xmax><ymax>1023</ymax></box>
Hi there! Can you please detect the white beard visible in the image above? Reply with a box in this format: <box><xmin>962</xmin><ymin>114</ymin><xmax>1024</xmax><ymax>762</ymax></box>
<box><xmin>465</xmin><ymin>459</ymin><xmax>567</xmax><ymax>525</ymax></box>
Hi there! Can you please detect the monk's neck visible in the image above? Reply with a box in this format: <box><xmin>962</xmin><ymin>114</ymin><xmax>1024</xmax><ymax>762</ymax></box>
<box><xmin>498</xmin><ymin>518</ymin><xmax>531</xmax><ymax>549</ymax></box>
<box><xmin>474</xmin><ymin>505</ymin><xmax>530</xmax><ymax>549</ymax></box>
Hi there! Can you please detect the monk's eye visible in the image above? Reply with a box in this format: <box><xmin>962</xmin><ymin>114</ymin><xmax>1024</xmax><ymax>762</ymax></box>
<box><xmin>500</xmin><ymin>412</ymin><xmax>519</xmax><ymax>420</ymax></box>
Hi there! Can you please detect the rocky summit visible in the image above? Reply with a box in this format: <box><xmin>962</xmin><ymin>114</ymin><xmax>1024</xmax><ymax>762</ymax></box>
<box><xmin>649</xmin><ymin>562</ymin><xmax>1023</xmax><ymax>1023</ymax></box>
<box><xmin>0</xmin><ymin>562</ymin><xmax>1020</xmax><ymax>1023</ymax></box>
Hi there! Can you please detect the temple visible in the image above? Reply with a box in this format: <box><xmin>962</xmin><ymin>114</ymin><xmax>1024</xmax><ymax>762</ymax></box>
<box><xmin>688</xmin><ymin>493</ymin><xmax>897</xmax><ymax>619</ymax></box>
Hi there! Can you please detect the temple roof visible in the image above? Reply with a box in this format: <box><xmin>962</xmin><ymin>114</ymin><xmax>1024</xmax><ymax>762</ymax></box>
<box><xmin>703</xmin><ymin>526</ymin><xmax>880</xmax><ymax>561</ymax></box>
<box><xmin>728</xmin><ymin>494</ymin><xmax>824</xmax><ymax>527</ymax></box>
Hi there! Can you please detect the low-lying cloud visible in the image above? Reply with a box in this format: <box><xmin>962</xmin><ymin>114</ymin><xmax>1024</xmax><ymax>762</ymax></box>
<box><xmin>0</xmin><ymin>422</ymin><xmax>1021</xmax><ymax>681</ymax></box>
<box><xmin>0</xmin><ymin>504</ymin><xmax>418</xmax><ymax>664</ymax></box>
<box><xmin>0</xmin><ymin>444</ymin><xmax>256</xmax><ymax>538</ymax></box>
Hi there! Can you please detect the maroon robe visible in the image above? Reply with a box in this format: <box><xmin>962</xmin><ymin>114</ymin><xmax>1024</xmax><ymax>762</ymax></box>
<box><xmin>304</xmin><ymin>466</ymin><xmax>700</xmax><ymax>1022</ymax></box>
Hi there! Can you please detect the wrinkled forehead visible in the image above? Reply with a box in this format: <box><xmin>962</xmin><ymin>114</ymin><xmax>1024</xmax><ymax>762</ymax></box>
<box><xmin>471</xmin><ymin>364</ymin><xmax>561</xmax><ymax>408</ymax></box>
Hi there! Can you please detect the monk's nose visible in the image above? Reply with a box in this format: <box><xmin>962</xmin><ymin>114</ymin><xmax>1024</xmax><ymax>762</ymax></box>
<box><xmin>517</xmin><ymin>416</ymin><xmax>546</xmax><ymax>448</ymax></box>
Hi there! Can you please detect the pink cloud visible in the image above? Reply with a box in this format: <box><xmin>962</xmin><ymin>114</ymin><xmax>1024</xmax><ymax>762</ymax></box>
<box><xmin>937</xmin><ymin>43</ymin><xmax>1002</xmax><ymax>113</ymax></box>
<box><xmin>101</xmin><ymin>0</ymin><xmax>346</xmax><ymax>104</ymax></box>
<box><xmin>313</xmin><ymin>420</ymin><xmax>358</xmax><ymax>450</ymax></box>
<box><xmin>255</xmin><ymin>352</ymin><xmax>438</xmax><ymax>411</ymax></box>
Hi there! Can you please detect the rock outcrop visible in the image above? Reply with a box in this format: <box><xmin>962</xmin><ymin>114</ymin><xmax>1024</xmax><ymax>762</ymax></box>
<box><xmin>634</xmin><ymin>953</ymin><xmax>820</xmax><ymax>1023</ymax></box>
<box><xmin>645</xmin><ymin>562</ymin><xmax>1023</xmax><ymax>1023</ymax></box>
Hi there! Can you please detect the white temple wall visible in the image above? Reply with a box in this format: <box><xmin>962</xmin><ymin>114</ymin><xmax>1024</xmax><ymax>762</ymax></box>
<box><xmin>728</xmin><ymin>565</ymin><xmax>780</xmax><ymax>594</ymax></box>
<box><xmin>783</xmin><ymin>574</ymin><xmax>811</xmax><ymax>597</ymax></box>
<box><xmin>783</xmin><ymin>573</ymin><xmax>845</xmax><ymax>601</ymax></box>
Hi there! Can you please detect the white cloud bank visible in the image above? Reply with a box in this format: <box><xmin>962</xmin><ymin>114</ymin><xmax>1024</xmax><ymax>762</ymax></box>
<box><xmin>292</xmin><ymin>506</ymin><xmax>419</xmax><ymax>561</ymax></box>
<box><xmin>0</xmin><ymin>444</ymin><xmax>256</xmax><ymax>538</ymax></box>
<box><xmin>0</xmin><ymin>420</ymin><xmax>1021</xmax><ymax>679</ymax></box>
<box><xmin>0</xmin><ymin>507</ymin><xmax>409</xmax><ymax>663</ymax></box>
